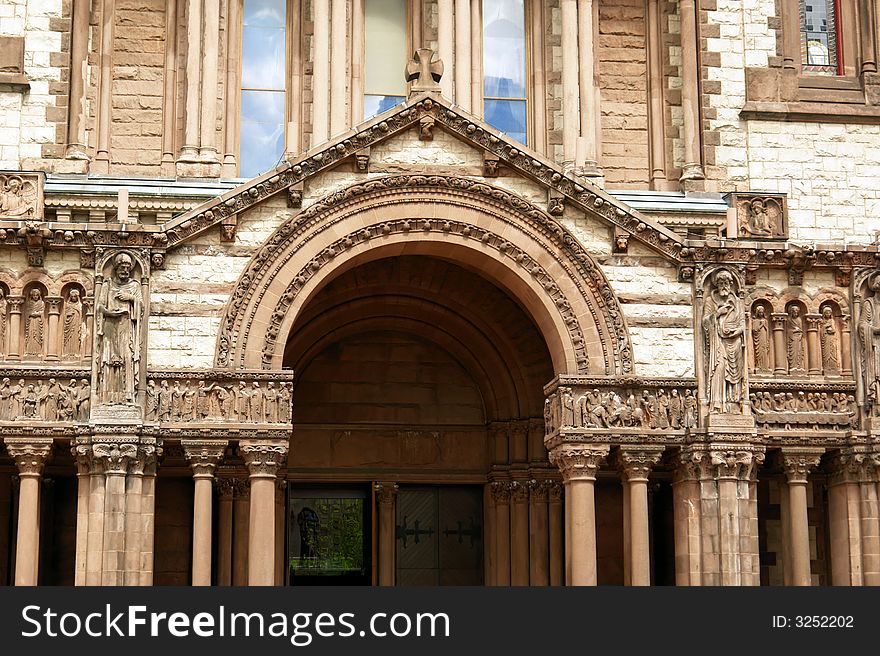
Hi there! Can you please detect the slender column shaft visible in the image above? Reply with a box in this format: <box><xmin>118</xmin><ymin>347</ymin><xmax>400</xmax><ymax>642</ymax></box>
<box><xmin>217</xmin><ymin>481</ymin><xmax>234</xmax><ymax>586</ymax></box>
<box><xmin>376</xmin><ymin>482</ymin><xmax>397</xmax><ymax>586</ymax></box>
<box><xmin>94</xmin><ymin>0</ymin><xmax>116</xmax><ymax>170</ymax></box>
<box><xmin>672</xmin><ymin>476</ymin><xmax>701</xmax><ymax>585</ymax></box>
<box><xmin>780</xmin><ymin>480</ymin><xmax>792</xmax><ymax>585</ymax></box>
<box><xmin>646</xmin><ymin>0</ymin><xmax>667</xmax><ymax>187</ymax></box>
<box><xmin>529</xmin><ymin>0</ymin><xmax>547</xmax><ymax>154</ymax></box>
<box><xmin>223</xmin><ymin>0</ymin><xmax>241</xmax><ymax>174</ymax></box>
<box><xmin>560</xmin><ymin>0</ymin><xmax>579</xmax><ymax>168</ymax></box>
<box><xmin>806</xmin><ymin>316</ymin><xmax>822</xmax><ymax>376</ymax></box>
<box><xmin>717</xmin><ymin>478</ymin><xmax>738</xmax><ymax>585</ymax></box>
<box><xmin>329</xmin><ymin>0</ymin><xmax>347</xmax><ymax>136</ymax></box>
<box><xmin>350</xmin><ymin>0</ymin><xmax>365</xmax><ymax>123</ymax></box>
<box><xmin>101</xmin><ymin>470</ymin><xmax>126</xmax><ymax>586</ymax></box>
<box><xmin>45</xmin><ymin>298</ymin><xmax>61</xmax><ymax>361</ymax></box>
<box><xmin>8</xmin><ymin>297</ymin><xmax>22</xmax><ymax>360</ymax></box>
<box><xmin>577</xmin><ymin>0</ymin><xmax>600</xmax><ymax>172</ymax></box>
<box><xmin>312</xmin><ymin>0</ymin><xmax>330</xmax><ymax>144</ymax></box>
<box><xmin>788</xmin><ymin>482</ymin><xmax>812</xmax><ymax>586</ymax></box>
<box><xmin>122</xmin><ymin>471</ymin><xmax>143</xmax><ymax>585</ymax></box>
<box><xmin>454</xmin><ymin>0</ymin><xmax>472</xmax><ymax>111</ymax></box>
<box><xmin>679</xmin><ymin>0</ymin><xmax>704</xmax><ymax>181</ymax></box>
<box><xmin>484</xmin><ymin>484</ymin><xmax>496</xmax><ymax>585</ymax></box>
<box><xmin>192</xmin><ymin>477</ymin><xmax>214</xmax><ymax>585</ymax></box>
<box><xmin>15</xmin><ymin>475</ymin><xmax>41</xmax><ymax>585</ymax></box>
<box><xmin>771</xmin><ymin>315</ymin><xmax>788</xmax><ymax>375</ymax></box>
<box><xmin>529</xmin><ymin>482</ymin><xmax>549</xmax><ymax>586</ymax></box>
<box><xmin>438</xmin><ymin>0</ymin><xmax>454</xmax><ymax>99</ymax></box>
<box><xmin>73</xmin><ymin>458</ymin><xmax>90</xmax><ymax>585</ymax></box>
<box><xmin>161</xmin><ymin>0</ymin><xmax>178</xmax><ymax>172</ymax></box>
<box><xmin>567</xmin><ymin>478</ymin><xmax>597</xmax><ymax>585</ymax></box>
<box><xmin>241</xmin><ymin>441</ymin><xmax>288</xmax><ymax>586</ymax></box>
<box><xmin>200</xmin><ymin>0</ymin><xmax>220</xmax><ymax>160</ymax></box>
<box><xmin>628</xmin><ymin>479</ymin><xmax>650</xmax><ymax>586</ymax></box>
<box><xmin>286</xmin><ymin>0</ymin><xmax>304</xmax><ymax>155</ymax></box>
<box><xmin>493</xmin><ymin>483</ymin><xmax>511</xmax><ymax>585</ymax></box>
<box><xmin>549</xmin><ymin>485</ymin><xmax>563</xmax><ymax>586</ymax></box>
<box><xmin>410</xmin><ymin>0</ymin><xmax>422</xmax><ymax>50</ymax></box>
<box><xmin>140</xmin><ymin>464</ymin><xmax>157</xmax><ymax>586</ymax></box>
<box><xmin>860</xmin><ymin>0</ymin><xmax>878</xmax><ymax>73</ymax></box>
<box><xmin>182</xmin><ymin>0</ymin><xmax>202</xmax><ymax>157</ymax></box>
<box><xmin>233</xmin><ymin>484</ymin><xmax>249</xmax><ymax>586</ymax></box>
<box><xmin>861</xmin><ymin>479</ymin><xmax>880</xmax><ymax>585</ymax></box>
<box><xmin>828</xmin><ymin>478</ymin><xmax>863</xmax><ymax>586</ymax></box>
<box><xmin>85</xmin><ymin>468</ymin><xmax>106</xmax><ymax>585</ymax></box>
<box><xmin>275</xmin><ymin>481</ymin><xmax>285</xmax><ymax>586</ymax></box>
<box><xmin>470</xmin><ymin>0</ymin><xmax>481</xmax><ymax>117</ymax></box>
<box><xmin>510</xmin><ymin>482</ymin><xmax>529</xmax><ymax>586</ymax></box>
<box><xmin>65</xmin><ymin>0</ymin><xmax>91</xmax><ymax>157</ymax></box>
<box><xmin>782</xmin><ymin>0</ymin><xmax>801</xmax><ymax>69</ymax></box>
<box><xmin>840</xmin><ymin>318</ymin><xmax>853</xmax><ymax>376</ymax></box>
<box><xmin>622</xmin><ymin>479</ymin><xmax>631</xmax><ymax>584</ymax></box>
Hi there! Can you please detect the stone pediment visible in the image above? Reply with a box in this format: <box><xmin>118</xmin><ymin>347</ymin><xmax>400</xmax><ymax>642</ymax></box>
<box><xmin>161</xmin><ymin>93</ymin><xmax>686</xmax><ymax>262</ymax></box>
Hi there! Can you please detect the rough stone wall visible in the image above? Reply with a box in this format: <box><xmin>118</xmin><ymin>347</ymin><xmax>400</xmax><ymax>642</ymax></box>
<box><xmin>0</xmin><ymin>0</ymin><xmax>67</xmax><ymax>169</ymax></box>
<box><xmin>597</xmin><ymin>0</ymin><xmax>649</xmax><ymax>187</ymax></box>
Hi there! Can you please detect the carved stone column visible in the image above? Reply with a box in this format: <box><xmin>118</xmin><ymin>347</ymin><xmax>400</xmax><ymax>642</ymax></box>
<box><xmin>827</xmin><ymin>451</ymin><xmax>864</xmax><ymax>585</ymax></box>
<box><xmin>491</xmin><ymin>480</ymin><xmax>511</xmax><ymax>585</ymax></box>
<box><xmin>859</xmin><ymin>452</ymin><xmax>880</xmax><ymax>585</ymax></box>
<box><xmin>94</xmin><ymin>440</ymin><xmax>138</xmax><ymax>586</ymax></box>
<box><xmin>672</xmin><ymin>451</ymin><xmax>701</xmax><ymax>585</ymax></box>
<box><xmin>646</xmin><ymin>0</ymin><xmax>668</xmax><ymax>188</ymax></box>
<box><xmin>805</xmin><ymin>315</ymin><xmax>822</xmax><ymax>376</ymax></box>
<box><xmin>528</xmin><ymin>479</ymin><xmax>550</xmax><ymax>586</ymax></box>
<box><xmin>437</xmin><ymin>0</ymin><xmax>454</xmax><ymax>99</ymax></box>
<box><xmin>180</xmin><ymin>0</ymin><xmax>202</xmax><ymax>162</ymax></box>
<box><xmin>840</xmin><ymin>314</ymin><xmax>853</xmax><ymax>377</ymax></box>
<box><xmin>618</xmin><ymin>447</ymin><xmax>664</xmax><ymax>586</ymax></box>
<box><xmin>7</xmin><ymin>296</ymin><xmax>22</xmax><ymax>361</ymax></box>
<box><xmin>199</xmin><ymin>0</ymin><xmax>220</xmax><ymax>163</ymax></box>
<box><xmin>93</xmin><ymin>0</ymin><xmax>115</xmax><ymax>173</ymax></box>
<box><xmin>45</xmin><ymin>296</ymin><xmax>62</xmax><ymax>361</ymax></box>
<box><xmin>771</xmin><ymin>313</ymin><xmax>788</xmax><ymax>375</ymax></box>
<box><xmin>454</xmin><ymin>0</ymin><xmax>472</xmax><ymax>112</ymax></box>
<box><xmin>215</xmin><ymin>477</ymin><xmax>235</xmax><ymax>586</ymax></box>
<box><xmin>577</xmin><ymin>0</ymin><xmax>602</xmax><ymax>178</ymax></box>
<box><xmin>240</xmin><ymin>440</ymin><xmax>289</xmax><ymax>586</ymax></box>
<box><xmin>183</xmin><ymin>440</ymin><xmax>227</xmax><ymax>586</ymax></box>
<box><xmin>560</xmin><ymin>0</ymin><xmax>579</xmax><ymax>170</ymax></box>
<box><xmin>232</xmin><ymin>478</ymin><xmax>250</xmax><ymax>586</ymax></box>
<box><xmin>782</xmin><ymin>449</ymin><xmax>823</xmax><ymax>586</ymax></box>
<box><xmin>82</xmin><ymin>297</ymin><xmax>94</xmax><ymax>358</ymax></box>
<box><xmin>312</xmin><ymin>0</ymin><xmax>330</xmax><ymax>144</ymax></box>
<box><xmin>64</xmin><ymin>0</ymin><xmax>91</xmax><ymax>163</ymax></box>
<box><xmin>679</xmin><ymin>0</ymin><xmax>704</xmax><ymax>181</ymax></box>
<box><xmin>275</xmin><ymin>478</ymin><xmax>286</xmax><ymax>586</ymax></box>
<box><xmin>483</xmin><ymin>482</ymin><xmax>496</xmax><ymax>585</ymax></box>
<box><xmin>5</xmin><ymin>438</ymin><xmax>53</xmax><ymax>585</ymax></box>
<box><xmin>140</xmin><ymin>445</ymin><xmax>159</xmax><ymax>585</ymax></box>
<box><xmin>510</xmin><ymin>480</ymin><xmax>530</xmax><ymax>586</ymax></box>
<box><xmin>550</xmin><ymin>444</ymin><xmax>609</xmax><ymax>586</ymax></box>
<box><xmin>72</xmin><ymin>445</ymin><xmax>90</xmax><ymax>585</ymax></box>
<box><xmin>329</xmin><ymin>0</ymin><xmax>347</xmax><ymax>136</ymax></box>
<box><xmin>375</xmin><ymin>482</ymin><xmax>398</xmax><ymax>586</ymax></box>
<box><xmin>548</xmin><ymin>481</ymin><xmax>564</xmax><ymax>586</ymax></box>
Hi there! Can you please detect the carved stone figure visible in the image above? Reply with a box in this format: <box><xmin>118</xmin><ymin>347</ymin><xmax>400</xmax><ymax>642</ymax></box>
<box><xmin>21</xmin><ymin>384</ymin><xmax>38</xmax><ymax>418</ymax></box>
<box><xmin>859</xmin><ymin>272</ymin><xmax>880</xmax><ymax>412</ymax></box>
<box><xmin>182</xmin><ymin>381</ymin><xmax>196</xmax><ymax>419</ymax></box>
<box><xmin>264</xmin><ymin>382</ymin><xmax>279</xmax><ymax>423</ymax></box>
<box><xmin>96</xmin><ymin>252</ymin><xmax>143</xmax><ymax>404</ymax></box>
<box><xmin>171</xmin><ymin>380</ymin><xmax>183</xmax><ymax>419</ymax></box>
<box><xmin>0</xmin><ymin>288</ymin><xmax>7</xmax><ymax>354</ymax></box>
<box><xmin>145</xmin><ymin>379</ymin><xmax>158</xmax><ymax>421</ymax></box>
<box><xmin>76</xmin><ymin>379</ymin><xmax>90</xmax><ymax>421</ymax></box>
<box><xmin>279</xmin><ymin>382</ymin><xmax>292</xmax><ymax>422</ymax></box>
<box><xmin>751</xmin><ymin>305</ymin><xmax>771</xmax><ymax>372</ymax></box>
<box><xmin>668</xmin><ymin>389</ymin><xmax>683</xmax><ymax>428</ymax></box>
<box><xmin>0</xmin><ymin>175</ymin><xmax>37</xmax><ymax>218</ymax></box>
<box><xmin>0</xmin><ymin>378</ymin><xmax>11</xmax><ymax>418</ymax></box>
<box><xmin>820</xmin><ymin>306</ymin><xmax>840</xmax><ymax>374</ymax></box>
<box><xmin>62</xmin><ymin>288</ymin><xmax>83</xmax><ymax>359</ymax></box>
<box><xmin>249</xmin><ymin>381</ymin><xmax>264</xmax><ymax>422</ymax></box>
<box><xmin>24</xmin><ymin>288</ymin><xmax>44</xmax><ymax>357</ymax></box>
<box><xmin>41</xmin><ymin>378</ymin><xmax>61</xmax><ymax>421</ymax></box>
<box><xmin>158</xmin><ymin>380</ymin><xmax>171</xmax><ymax>421</ymax></box>
<box><xmin>561</xmin><ymin>388</ymin><xmax>575</xmax><ymax>427</ymax></box>
<box><xmin>702</xmin><ymin>269</ymin><xmax>746</xmax><ymax>413</ymax></box>
<box><xmin>236</xmin><ymin>381</ymin><xmax>249</xmax><ymax>421</ymax></box>
<box><xmin>786</xmin><ymin>305</ymin><xmax>805</xmax><ymax>374</ymax></box>
<box><xmin>10</xmin><ymin>378</ymin><xmax>24</xmax><ymax>417</ymax></box>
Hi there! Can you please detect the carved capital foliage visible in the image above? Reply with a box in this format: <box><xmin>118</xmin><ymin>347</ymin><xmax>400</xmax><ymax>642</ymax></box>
<box><xmin>232</xmin><ymin>477</ymin><xmax>250</xmax><ymax>498</ymax></box>
<box><xmin>375</xmin><ymin>481</ymin><xmax>399</xmax><ymax>505</ymax></box>
<box><xmin>215</xmin><ymin>477</ymin><xmax>235</xmax><ymax>499</ymax></box>
<box><xmin>92</xmin><ymin>440</ymin><xmax>139</xmax><ymax>475</ymax></box>
<box><xmin>781</xmin><ymin>449</ymin><xmax>824</xmax><ymax>484</ymax></box>
<box><xmin>4</xmin><ymin>437</ymin><xmax>53</xmax><ymax>475</ymax></box>
<box><xmin>547</xmin><ymin>480</ymin><xmax>563</xmax><ymax>503</ymax></box>
<box><xmin>510</xmin><ymin>480</ymin><xmax>530</xmax><ymax>503</ymax></box>
<box><xmin>617</xmin><ymin>447</ymin><xmax>665</xmax><ymax>482</ymax></box>
<box><xmin>549</xmin><ymin>444</ymin><xmax>609</xmax><ymax>483</ymax></box>
<box><xmin>490</xmin><ymin>480</ymin><xmax>511</xmax><ymax>503</ymax></box>
<box><xmin>707</xmin><ymin>446</ymin><xmax>765</xmax><ymax>481</ymax></box>
<box><xmin>239</xmin><ymin>439</ymin><xmax>289</xmax><ymax>478</ymax></box>
<box><xmin>182</xmin><ymin>439</ymin><xmax>228</xmax><ymax>478</ymax></box>
<box><xmin>528</xmin><ymin>478</ymin><xmax>557</xmax><ymax>502</ymax></box>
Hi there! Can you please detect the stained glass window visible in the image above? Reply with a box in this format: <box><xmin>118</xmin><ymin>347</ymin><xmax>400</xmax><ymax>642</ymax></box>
<box><xmin>483</xmin><ymin>0</ymin><xmax>527</xmax><ymax>144</ymax></box>
<box><xmin>240</xmin><ymin>0</ymin><xmax>287</xmax><ymax>177</ymax></box>
<box><xmin>800</xmin><ymin>0</ymin><xmax>841</xmax><ymax>75</ymax></box>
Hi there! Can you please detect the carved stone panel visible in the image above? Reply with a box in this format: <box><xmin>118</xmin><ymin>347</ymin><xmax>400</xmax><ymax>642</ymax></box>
<box><xmin>0</xmin><ymin>374</ymin><xmax>91</xmax><ymax>423</ymax></box>
<box><xmin>726</xmin><ymin>191</ymin><xmax>787</xmax><ymax>239</ymax></box>
<box><xmin>0</xmin><ymin>172</ymin><xmax>43</xmax><ymax>219</ymax></box>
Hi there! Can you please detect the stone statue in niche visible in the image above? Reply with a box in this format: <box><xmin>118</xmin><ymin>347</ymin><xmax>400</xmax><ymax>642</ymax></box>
<box><xmin>0</xmin><ymin>288</ymin><xmax>7</xmax><ymax>355</ymax></box>
<box><xmin>820</xmin><ymin>306</ymin><xmax>841</xmax><ymax>374</ymax></box>
<box><xmin>858</xmin><ymin>272</ymin><xmax>880</xmax><ymax>413</ymax></box>
<box><xmin>96</xmin><ymin>252</ymin><xmax>143</xmax><ymax>405</ymax></box>
<box><xmin>751</xmin><ymin>305</ymin><xmax>771</xmax><ymax>372</ymax></box>
<box><xmin>786</xmin><ymin>305</ymin><xmax>805</xmax><ymax>374</ymax></box>
<box><xmin>24</xmin><ymin>288</ymin><xmax>44</xmax><ymax>357</ymax></box>
<box><xmin>702</xmin><ymin>269</ymin><xmax>746</xmax><ymax>413</ymax></box>
<box><xmin>62</xmin><ymin>288</ymin><xmax>83</xmax><ymax>359</ymax></box>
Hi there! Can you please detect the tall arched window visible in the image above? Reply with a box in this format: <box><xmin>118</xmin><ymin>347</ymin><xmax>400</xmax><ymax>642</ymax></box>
<box><xmin>800</xmin><ymin>0</ymin><xmax>842</xmax><ymax>75</ymax></box>
<box><xmin>364</xmin><ymin>0</ymin><xmax>407</xmax><ymax>119</ymax></box>
<box><xmin>482</xmin><ymin>0</ymin><xmax>527</xmax><ymax>144</ymax></box>
<box><xmin>240</xmin><ymin>0</ymin><xmax>288</xmax><ymax>177</ymax></box>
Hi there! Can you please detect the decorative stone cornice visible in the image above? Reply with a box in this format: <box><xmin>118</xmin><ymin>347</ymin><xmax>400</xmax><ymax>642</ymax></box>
<box><xmin>548</xmin><ymin>444</ymin><xmax>610</xmax><ymax>483</ymax></box>
<box><xmin>616</xmin><ymin>446</ymin><xmax>665</xmax><ymax>482</ymax></box>
<box><xmin>374</xmin><ymin>481</ymin><xmax>399</xmax><ymax>505</ymax></box>
<box><xmin>781</xmin><ymin>448</ymin><xmax>825</xmax><ymax>484</ymax></box>
<box><xmin>182</xmin><ymin>439</ymin><xmax>228</xmax><ymax>479</ymax></box>
<box><xmin>3</xmin><ymin>437</ymin><xmax>53</xmax><ymax>476</ymax></box>
<box><xmin>239</xmin><ymin>439</ymin><xmax>289</xmax><ymax>479</ymax></box>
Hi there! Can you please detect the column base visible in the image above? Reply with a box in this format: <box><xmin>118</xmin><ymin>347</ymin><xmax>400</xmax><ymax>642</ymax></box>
<box><xmin>175</xmin><ymin>161</ymin><xmax>222</xmax><ymax>179</ymax></box>
<box><xmin>680</xmin><ymin>163</ymin><xmax>705</xmax><ymax>181</ymax></box>
<box><xmin>91</xmin><ymin>154</ymin><xmax>110</xmax><ymax>175</ymax></box>
<box><xmin>222</xmin><ymin>154</ymin><xmax>237</xmax><ymax>179</ymax></box>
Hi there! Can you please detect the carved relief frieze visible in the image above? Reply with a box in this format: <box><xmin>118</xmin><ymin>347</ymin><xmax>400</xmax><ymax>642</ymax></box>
<box><xmin>146</xmin><ymin>371</ymin><xmax>294</xmax><ymax>426</ymax></box>
<box><xmin>0</xmin><ymin>173</ymin><xmax>42</xmax><ymax>220</ymax></box>
<box><xmin>0</xmin><ymin>374</ymin><xmax>90</xmax><ymax>422</ymax></box>
<box><xmin>725</xmin><ymin>192</ymin><xmax>787</xmax><ymax>240</ymax></box>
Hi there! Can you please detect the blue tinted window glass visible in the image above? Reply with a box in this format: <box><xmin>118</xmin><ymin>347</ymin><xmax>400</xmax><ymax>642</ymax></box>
<box><xmin>244</xmin><ymin>0</ymin><xmax>286</xmax><ymax>27</ymax></box>
<box><xmin>364</xmin><ymin>94</ymin><xmax>405</xmax><ymax>120</ymax></box>
<box><xmin>483</xmin><ymin>0</ymin><xmax>526</xmax><ymax>99</ymax></box>
<box><xmin>241</xmin><ymin>26</ymin><xmax>286</xmax><ymax>89</ymax></box>
<box><xmin>240</xmin><ymin>90</ymin><xmax>285</xmax><ymax>177</ymax></box>
<box><xmin>484</xmin><ymin>99</ymin><xmax>527</xmax><ymax>145</ymax></box>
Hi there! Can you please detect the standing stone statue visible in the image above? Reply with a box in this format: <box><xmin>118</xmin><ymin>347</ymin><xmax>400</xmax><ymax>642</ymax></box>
<box><xmin>786</xmin><ymin>305</ymin><xmax>805</xmax><ymax>374</ymax></box>
<box><xmin>144</xmin><ymin>379</ymin><xmax>158</xmax><ymax>421</ymax></box>
<box><xmin>0</xmin><ymin>288</ymin><xmax>7</xmax><ymax>355</ymax></box>
<box><xmin>820</xmin><ymin>306</ymin><xmax>841</xmax><ymax>374</ymax></box>
<box><xmin>751</xmin><ymin>305</ymin><xmax>771</xmax><ymax>372</ymax></box>
<box><xmin>24</xmin><ymin>288</ymin><xmax>45</xmax><ymax>357</ymax></box>
<box><xmin>62</xmin><ymin>288</ymin><xmax>83</xmax><ymax>359</ymax></box>
<box><xmin>76</xmin><ymin>379</ymin><xmax>90</xmax><ymax>421</ymax></box>
<box><xmin>702</xmin><ymin>269</ymin><xmax>746</xmax><ymax>413</ymax></box>
<box><xmin>858</xmin><ymin>272</ymin><xmax>880</xmax><ymax>411</ymax></box>
<box><xmin>96</xmin><ymin>252</ymin><xmax>143</xmax><ymax>404</ymax></box>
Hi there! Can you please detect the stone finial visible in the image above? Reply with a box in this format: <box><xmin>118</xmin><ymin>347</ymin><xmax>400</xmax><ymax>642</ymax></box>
<box><xmin>406</xmin><ymin>48</ymin><xmax>443</xmax><ymax>94</ymax></box>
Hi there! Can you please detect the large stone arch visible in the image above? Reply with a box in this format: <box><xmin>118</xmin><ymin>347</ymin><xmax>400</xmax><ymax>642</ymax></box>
<box><xmin>216</xmin><ymin>175</ymin><xmax>633</xmax><ymax>376</ymax></box>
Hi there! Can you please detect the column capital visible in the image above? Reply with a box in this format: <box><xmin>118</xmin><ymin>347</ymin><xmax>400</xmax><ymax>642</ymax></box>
<box><xmin>374</xmin><ymin>481</ymin><xmax>398</xmax><ymax>505</ymax></box>
<box><xmin>781</xmin><ymin>448</ymin><xmax>825</xmax><ymax>484</ymax></box>
<box><xmin>616</xmin><ymin>446</ymin><xmax>665</xmax><ymax>482</ymax></box>
<box><xmin>490</xmin><ymin>480</ymin><xmax>512</xmax><ymax>503</ymax></box>
<box><xmin>528</xmin><ymin>478</ymin><xmax>556</xmax><ymax>502</ymax></box>
<box><xmin>182</xmin><ymin>439</ymin><xmax>228</xmax><ymax>479</ymax></box>
<box><xmin>46</xmin><ymin>296</ymin><xmax>63</xmax><ymax>315</ymax></box>
<box><xmin>677</xmin><ymin>444</ymin><xmax>765</xmax><ymax>482</ymax></box>
<box><xmin>232</xmin><ymin>477</ymin><xmax>250</xmax><ymax>499</ymax></box>
<box><xmin>510</xmin><ymin>480</ymin><xmax>530</xmax><ymax>504</ymax></box>
<box><xmin>215</xmin><ymin>476</ymin><xmax>235</xmax><ymax>499</ymax></box>
<box><xmin>7</xmin><ymin>296</ymin><xmax>24</xmax><ymax>313</ymax></box>
<box><xmin>239</xmin><ymin>439</ymin><xmax>288</xmax><ymax>479</ymax></box>
<box><xmin>4</xmin><ymin>437</ymin><xmax>53</xmax><ymax>476</ymax></box>
<box><xmin>549</xmin><ymin>443</ymin><xmax>610</xmax><ymax>483</ymax></box>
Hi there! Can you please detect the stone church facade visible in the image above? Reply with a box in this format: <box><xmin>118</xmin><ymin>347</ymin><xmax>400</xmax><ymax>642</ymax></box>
<box><xmin>1</xmin><ymin>0</ymin><xmax>879</xmax><ymax>587</ymax></box>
